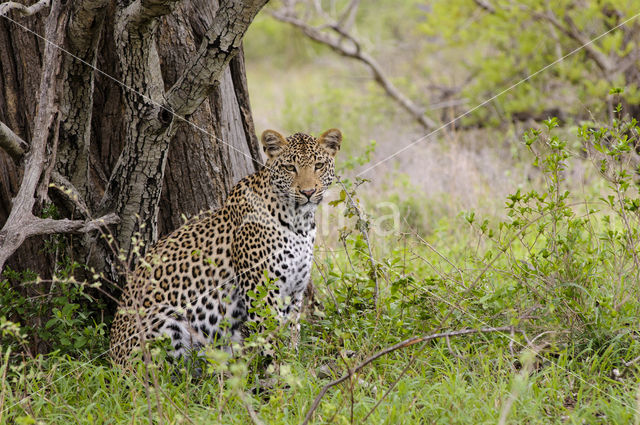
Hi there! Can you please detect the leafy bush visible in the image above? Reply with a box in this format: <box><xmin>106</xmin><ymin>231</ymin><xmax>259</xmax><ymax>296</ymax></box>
<box><xmin>0</xmin><ymin>266</ymin><xmax>108</xmax><ymax>357</ymax></box>
<box><xmin>460</xmin><ymin>114</ymin><xmax>640</xmax><ymax>355</ymax></box>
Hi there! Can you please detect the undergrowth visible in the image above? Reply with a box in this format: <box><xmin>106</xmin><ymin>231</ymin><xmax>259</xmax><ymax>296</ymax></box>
<box><xmin>2</xmin><ymin>112</ymin><xmax>640</xmax><ymax>424</ymax></box>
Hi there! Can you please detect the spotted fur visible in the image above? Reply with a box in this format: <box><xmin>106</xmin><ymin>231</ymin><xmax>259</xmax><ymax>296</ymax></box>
<box><xmin>109</xmin><ymin>129</ymin><xmax>342</xmax><ymax>366</ymax></box>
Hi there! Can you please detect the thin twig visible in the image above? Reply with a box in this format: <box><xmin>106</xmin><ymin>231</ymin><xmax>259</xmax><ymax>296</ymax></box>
<box><xmin>336</xmin><ymin>0</ymin><xmax>359</xmax><ymax>31</ymax></box>
<box><xmin>445</xmin><ymin>334</ymin><xmax>465</xmax><ymax>360</ymax></box>
<box><xmin>0</xmin><ymin>350</ymin><xmax>9</xmax><ymax>424</ymax></box>
<box><xmin>480</xmin><ymin>1</ymin><xmax>616</xmax><ymax>73</ymax></box>
<box><xmin>361</xmin><ymin>340</ymin><xmax>429</xmax><ymax>422</ymax></box>
<box><xmin>336</xmin><ymin>351</ymin><xmax>355</xmax><ymax>425</ymax></box>
<box><xmin>408</xmin><ymin>224</ymin><xmax>466</xmax><ymax>288</ymax></box>
<box><xmin>0</xmin><ymin>0</ymin><xmax>68</xmax><ymax>272</ymax></box>
<box><xmin>473</xmin><ymin>0</ymin><xmax>495</xmax><ymax>14</ymax></box>
<box><xmin>145</xmin><ymin>377</ymin><xmax>196</xmax><ymax>425</ymax></box>
<box><xmin>337</xmin><ymin>179</ymin><xmax>379</xmax><ymax>310</ymax></box>
<box><xmin>313</xmin><ymin>256</ymin><xmax>339</xmax><ymax>313</ymax></box>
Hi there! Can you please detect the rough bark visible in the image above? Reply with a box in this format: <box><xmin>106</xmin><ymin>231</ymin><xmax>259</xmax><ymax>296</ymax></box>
<box><xmin>165</xmin><ymin>0</ymin><xmax>267</xmax><ymax>116</ymax></box>
<box><xmin>155</xmin><ymin>1</ymin><xmax>262</xmax><ymax>234</ymax></box>
<box><xmin>98</xmin><ymin>0</ymin><xmax>266</xmax><ymax>260</ymax></box>
<box><xmin>0</xmin><ymin>0</ymin><xmax>266</xmax><ymax>295</ymax></box>
<box><xmin>56</xmin><ymin>0</ymin><xmax>109</xmax><ymax>201</ymax></box>
<box><xmin>0</xmin><ymin>1</ymin><xmax>120</xmax><ymax>272</ymax></box>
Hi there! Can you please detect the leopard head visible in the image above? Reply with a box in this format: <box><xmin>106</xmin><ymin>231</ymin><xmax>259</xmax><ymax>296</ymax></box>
<box><xmin>260</xmin><ymin>129</ymin><xmax>342</xmax><ymax>206</ymax></box>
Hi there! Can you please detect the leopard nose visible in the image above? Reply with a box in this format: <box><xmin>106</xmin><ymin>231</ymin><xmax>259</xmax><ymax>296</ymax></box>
<box><xmin>300</xmin><ymin>188</ymin><xmax>316</xmax><ymax>198</ymax></box>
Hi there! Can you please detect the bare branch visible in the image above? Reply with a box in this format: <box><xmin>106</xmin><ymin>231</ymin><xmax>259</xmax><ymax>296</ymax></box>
<box><xmin>0</xmin><ymin>121</ymin><xmax>28</xmax><ymax>161</ymax></box>
<box><xmin>165</xmin><ymin>0</ymin><xmax>268</xmax><ymax>116</ymax></box>
<box><xmin>31</xmin><ymin>213</ymin><xmax>120</xmax><ymax>236</ymax></box>
<box><xmin>337</xmin><ymin>179</ymin><xmax>379</xmax><ymax>309</ymax></box>
<box><xmin>0</xmin><ymin>0</ymin><xmax>67</xmax><ymax>272</ymax></box>
<box><xmin>0</xmin><ymin>0</ymin><xmax>50</xmax><ymax>17</ymax></box>
<box><xmin>28</xmin><ymin>213</ymin><xmax>119</xmax><ymax>236</ymax></box>
<box><xmin>0</xmin><ymin>212</ymin><xmax>119</xmax><ymax>274</ymax></box>
<box><xmin>535</xmin><ymin>10</ymin><xmax>614</xmax><ymax>72</ymax></box>
<box><xmin>301</xmin><ymin>327</ymin><xmax>515</xmax><ymax>425</ymax></box>
<box><xmin>270</xmin><ymin>10</ymin><xmax>437</xmax><ymax>131</ymax></box>
<box><xmin>337</xmin><ymin>0</ymin><xmax>360</xmax><ymax>31</ymax></box>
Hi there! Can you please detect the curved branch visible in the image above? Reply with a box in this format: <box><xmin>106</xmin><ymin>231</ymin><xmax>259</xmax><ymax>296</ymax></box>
<box><xmin>165</xmin><ymin>0</ymin><xmax>268</xmax><ymax>116</ymax></box>
<box><xmin>0</xmin><ymin>212</ymin><xmax>119</xmax><ymax>274</ymax></box>
<box><xmin>270</xmin><ymin>10</ymin><xmax>437</xmax><ymax>131</ymax></box>
<box><xmin>337</xmin><ymin>0</ymin><xmax>360</xmax><ymax>31</ymax></box>
<box><xmin>0</xmin><ymin>120</ymin><xmax>28</xmax><ymax>161</ymax></box>
<box><xmin>474</xmin><ymin>2</ymin><xmax>615</xmax><ymax>73</ymax></box>
<box><xmin>0</xmin><ymin>0</ymin><xmax>50</xmax><ymax>17</ymax></box>
<box><xmin>532</xmin><ymin>10</ymin><xmax>614</xmax><ymax>72</ymax></box>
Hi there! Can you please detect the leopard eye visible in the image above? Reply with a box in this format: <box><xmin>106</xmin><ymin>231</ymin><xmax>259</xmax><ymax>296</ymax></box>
<box><xmin>315</xmin><ymin>162</ymin><xmax>324</xmax><ymax>171</ymax></box>
<box><xmin>283</xmin><ymin>164</ymin><xmax>297</xmax><ymax>173</ymax></box>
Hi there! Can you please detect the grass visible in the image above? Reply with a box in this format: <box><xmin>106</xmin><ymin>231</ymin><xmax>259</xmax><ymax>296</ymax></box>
<box><xmin>2</xmin><ymin>310</ymin><xmax>638</xmax><ymax>424</ymax></box>
<box><xmin>3</xmin><ymin>2</ymin><xmax>640</xmax><ymax>423</ymax></box>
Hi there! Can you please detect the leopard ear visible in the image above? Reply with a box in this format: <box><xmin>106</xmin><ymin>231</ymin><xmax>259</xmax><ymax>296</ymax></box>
<box><xmin>317</xmin><ymin>128</ymin><xmax>342</xmax><ymax>157</ymax></box>
<box><xmin>261</xmin><ymin>129</ymin><xmax>288</xmax><ymax>159</ymax></box>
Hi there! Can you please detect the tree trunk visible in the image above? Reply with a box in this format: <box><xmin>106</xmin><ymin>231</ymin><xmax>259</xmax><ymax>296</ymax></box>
<box><xmin>0</xmin><ymin>0</ymin><xmax>265</xmax><ymax>320</ymax></box>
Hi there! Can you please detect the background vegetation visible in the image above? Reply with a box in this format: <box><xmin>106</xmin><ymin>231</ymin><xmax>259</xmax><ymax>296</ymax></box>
<box><xmin>2</xmin><ymin>0</ymin><xmax>640</xmax><ymax>423</ymax></box>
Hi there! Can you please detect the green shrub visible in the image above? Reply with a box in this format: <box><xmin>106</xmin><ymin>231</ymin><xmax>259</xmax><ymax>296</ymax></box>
<box><xmin>0</xmin><ymin>266</ymin><xmax>108</xmax><ymax>357</ymax></box>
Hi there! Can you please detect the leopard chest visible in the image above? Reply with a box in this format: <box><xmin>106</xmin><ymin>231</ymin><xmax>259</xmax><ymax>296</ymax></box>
<box><xmin>271</xmin><ymin>217</ymin><xmax>316</xmax><ymax>311</ymax></box>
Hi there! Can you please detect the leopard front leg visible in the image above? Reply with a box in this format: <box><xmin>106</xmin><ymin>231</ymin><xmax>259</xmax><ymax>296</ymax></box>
<box><xmin>284</xmin><ymin>292</ymin><xmax>304</xmax><ymax>353</ymax></box>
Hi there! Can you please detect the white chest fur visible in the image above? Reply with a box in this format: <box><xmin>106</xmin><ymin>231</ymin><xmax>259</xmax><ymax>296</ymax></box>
<box><xmin>273</xmin><ymin>204</ymin><xmax>317</xmax><ymax>315</ymax></box>
<box><xmin>280</xmin><ymin>226</ymin><xmax>315</xmax><ymax>297</ymax></box>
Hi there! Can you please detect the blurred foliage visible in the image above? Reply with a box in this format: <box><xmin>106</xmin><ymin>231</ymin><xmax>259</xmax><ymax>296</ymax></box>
<box><xmin>420</xmin><ymin>0</ymin><xmax>640</xmax><ymax>124</ymax></box>
<box><xmin>247</xmin><ymin>0</ymin><xmax>639</xmax><ymax>140</ymax></box>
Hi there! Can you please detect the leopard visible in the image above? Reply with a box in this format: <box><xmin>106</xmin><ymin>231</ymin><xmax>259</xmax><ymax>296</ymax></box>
<box><xmin>109</xmin><ymin>128</ymin><xmax>342</xmax><ymax>367</ymax></box>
